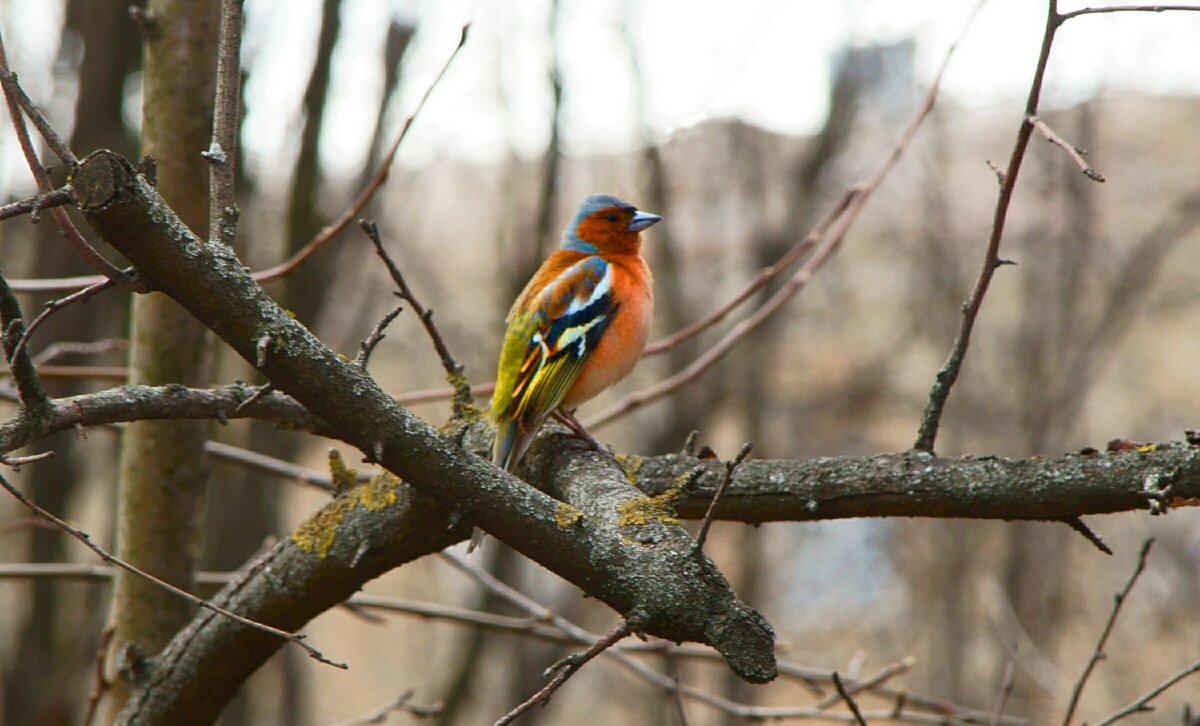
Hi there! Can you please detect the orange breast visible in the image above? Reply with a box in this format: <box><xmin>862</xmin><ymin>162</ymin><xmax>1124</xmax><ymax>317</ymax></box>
<box><xmin>563</xmin><ymin>255</ymin><xmax>653</xmax><ymax>407</ymax></box>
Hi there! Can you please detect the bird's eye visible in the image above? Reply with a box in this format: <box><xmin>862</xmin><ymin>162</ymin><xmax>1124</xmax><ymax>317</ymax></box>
<box><xmin>604</xmin><ymin>213</ymin><xmax>618</xmax><ymax>222</ymax></box>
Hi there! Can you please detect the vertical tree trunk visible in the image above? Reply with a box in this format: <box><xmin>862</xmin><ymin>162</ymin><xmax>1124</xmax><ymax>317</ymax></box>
<box><xmin>98</xmin><ymin>0</ymin><xmax>219</xmax><ymax>721</ymax></box>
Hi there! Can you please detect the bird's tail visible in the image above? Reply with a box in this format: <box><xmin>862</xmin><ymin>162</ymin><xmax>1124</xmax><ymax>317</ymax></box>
<box><xmin>467</xmin><ymin>419</ymin><xmax>530</xmax><ymax>554</ymax></box>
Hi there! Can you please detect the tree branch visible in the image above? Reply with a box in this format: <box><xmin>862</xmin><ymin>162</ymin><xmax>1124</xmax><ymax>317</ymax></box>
<box><xmin>66</xmin><ymin>149</ymin><xmax>776</xmax><ymax>722</ymax></box>
<box><xmin>204</xmin><ymin>0</ymin><xmax>244</xmax><ymax>248</ymax></box>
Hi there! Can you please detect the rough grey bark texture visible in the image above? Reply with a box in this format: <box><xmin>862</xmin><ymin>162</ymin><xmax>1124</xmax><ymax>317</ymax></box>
<box><xmin>2</xmin><ymin>344</ymin><xmax>1197</xmax><ymax>722</ymax></box>
<box><xmin>69</xmin><ymin>150</ymin><xmax>777</xmax><ymax>723</ymax></box>
<box><xmin>632</xmin><ymin>446</ymin><xmax>1199</xmax><ymax>522</ymax></box>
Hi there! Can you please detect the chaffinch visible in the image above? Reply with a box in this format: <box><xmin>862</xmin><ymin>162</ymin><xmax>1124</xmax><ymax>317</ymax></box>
<box><xmin>470</xmin><ymin>194</ymin><xmax>660</xmax><ymax>551</ymax></box>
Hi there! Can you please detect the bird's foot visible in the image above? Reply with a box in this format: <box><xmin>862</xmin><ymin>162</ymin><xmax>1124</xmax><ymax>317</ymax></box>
<box><xmin>553</xmin><ymin>409</ymin><xmax>614</xmax><ymax>460</ymax></box>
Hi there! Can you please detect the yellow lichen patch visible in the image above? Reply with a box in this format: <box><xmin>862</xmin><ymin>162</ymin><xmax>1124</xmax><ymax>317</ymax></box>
<box><xmin>337</xmin><ymin>352</ymin><xmax>352</xmax><ymax>363</ymax></box>
<box><xmin>328</xmin><ymin>449</ymin><xmax>357</xmax><ymax>493</ymax></box>
<box><xmin>554</xmin><ymin>502</ymin><xmax>584</xmax><ymax>529</ymax></box>
<box><xmin>291</xmin><ymin>498</ymin><xmax>354</xmax><ymax>559</ymax></box>
<box><xmin>1136</xmin><ymin>443</ymin><xmax>1158</xmax><ymax>454</ymax></box>
<box><xmin>614</xmin><ymin>454</ymin><xmax>644</xmax><ymax>485</ymax></box>
<box><xmin>617</xmin><ymin>472</ymin><xmax>686</xmax><ymax>528</ymax></box>
<box><xmin>447</xmin><ymin>379</ymin><xmax>483</xmax><ymax>424</ymax></box>
<box><xmin>358</xmin><ymin>471</ymin><xmax>400</xmax><ymax>511</ymax></box>
<box><xmin>291</xmin><ymin>473</ymin><xmax>400</xmax><ymax>558</ymax></box>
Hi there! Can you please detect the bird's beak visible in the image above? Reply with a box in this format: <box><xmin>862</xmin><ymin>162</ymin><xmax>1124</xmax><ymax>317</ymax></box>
<box><xmin>627</xmin><ymin>211</ymin><xmax>662</xmax><ymax>232</ymax></box>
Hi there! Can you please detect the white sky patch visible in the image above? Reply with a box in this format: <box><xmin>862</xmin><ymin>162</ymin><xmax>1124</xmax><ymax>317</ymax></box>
<box><xmin>2</xmin><ymin>0</ymin><xmax>1199</xmax><ymax>195</ymax></box>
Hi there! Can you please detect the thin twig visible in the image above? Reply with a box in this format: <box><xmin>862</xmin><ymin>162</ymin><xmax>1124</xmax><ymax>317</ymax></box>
<box><xmin>663</xmin><ymin>647</ymin><xmax>694</xmax><ymax>726</ymax></box>
<box><xmin>588</xmin><ymin>0</ymin><xmax>981</xmax><ymax>431</ymax></box>
<box><xmin>331</xmin><ymin>688</ymin><xmax>442</xmax><ymax>726</ymax></box>
<box><xmin>0</xmin><ymin>34</ymin><xmax>144</xmax><ymax>291</ymax></box>
<box><xmin>0</xmin><ymin>470</ymin><xmax>347</xmax><ymax>669</ymax></box>
<box><xmin>0</xmin><ymin>364</ymin><xmax>127</xmax><ymax>380</ymax></box>
<box><xmin>355</xmin><ymin>303</ymin><xmax>404</xmax><ymax>369</ymax></box>
<box><xmin>1059</xmin><ymin>4</ymin><xmax>1200</xmax><ymax>21</ymax></box>
<box><xmin>206</xmin><ymin>0</ymin><xmax>245</xmax><ymax>248</ymax></box>
<box><xmin>204</xmin><ymin>440</ymin><xmax>366</xmax><ymax>493</ymax></box>
<box><xmin>990</xmin><ymin>653</ymin><xmax>1017</xmax><ymax>726</ymax></box>
<box><xmin>5</xmin><ymin>276</ymin><xmax>119</xmax><ymax>294</ymax></box>
<box><xmin>10</xmin><ymin>278</ymin><xmax>117</xmax><ymax>370</ymax></box>
<box><xmin>1093</xmin><ymin>658</ymin><xmax>1200</xmax><ymax>726</ymax></box>
<box><xmin>5</xmin><ymin>558</ymin><xmax>1019</xmax><ymax>725</ymax></box>
<box><xmin>4</xmin><ymin>26</ymin><xmax>469</xmax><ymax>295</ymax></box>
<box><xmin>32</xmin><ymin>337</ymin><xmax>126</xmax><ymax>365</ymax></box>
<box><xmin>0</xmin><ymin>272</ymin><xmax>50</xmax><ymax>408</ymax></box>
<box><xmin>234</xmin><ymin>382</ymin><xmax>276</xmax><ymax>414</ymax></box>
<box><xmin>642</xmin><ymin>188</ymin><xmax>855</xmax><ymax>357</ymax></box>
<box><xmin>913</xmin><ymin>0</ymin><xmax>1062</xmax><ymax>453</ymax></box>
<box><xmin>494</xmin><ymin>619</ymin><xmax>633</xmax><ymax>726</ymax></box>
<box><xmin>393</xmin><ymin>382</ymin><xmax>495</xmax><ymax>407</ymax></box>
<box><xmin>0</xmin><ymin>68</ymin><xmax>76</xmax><ymax>166</ymax></box>
<box><xmin>440</xmin><ymin>551</ymin><xmax>1011</xmax><ymax>725</ymax></box>
<box><xmin>1028</xmin><ymin>115</ymin><xmax>1105</xmax><ymax>182</ymax></box>
<box><xmin>0</xmin><ymin>450</ymin><xmax>54</xmax><ymax>468</ymax></box>
<box><xmin>0</xmin><ymin>517</ymin><xmax>59</xmax><ymax>536</ymax></box>
<box><xmin>360</xmin><ymin>219</ymin><xmax>474</xmax><ymax>416</ymax></box>
<box><xmin>82</xmin><ymin>626</ymin><xmax>114</xmax><ymax>726</ymax></box>
<box><xmin>253</xmin><ymin>26</ymin><xmax>470</xmax><ymax>284</ymax></box>
<box><xmin>0</xmin><ymin>186</ymin><xmax>74</xmax><ymax>222</ymax></box>
<box><xmin>816</xmin><ymin>657</ymin><xmax>916</xmax><ymax>710</ymax></box>
<box><xmin>1062</xmin><ymin>515</ymin><xmax>1113</xmax><ymax>555</ymax></box>
<box><xmin>693</xmin><ymin>442</ymin><xmax>752</xmax><ymax>553</ymax></box>
<box><xmin>833</xmin><ymin>672</ymin><xmax>869</xmax><ymax>726</ymax></box>
<box><xmin>1061</xmin><ymin>538</ymin><xmax>1154</xmax><ymax>726</ymax></box>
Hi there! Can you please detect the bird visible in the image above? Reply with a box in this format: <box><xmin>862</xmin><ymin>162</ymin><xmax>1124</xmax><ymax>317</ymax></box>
<box><xmin>469</xmin><ymin>194</ymin><xmax>661</xmax><ymax>552</ymax></box>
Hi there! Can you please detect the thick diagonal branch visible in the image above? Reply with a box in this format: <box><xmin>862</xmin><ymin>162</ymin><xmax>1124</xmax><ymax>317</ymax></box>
<box><xmin>67</xmin><ymin>149</ymin><xmax>775</xmax><ymax>721</ymax></box>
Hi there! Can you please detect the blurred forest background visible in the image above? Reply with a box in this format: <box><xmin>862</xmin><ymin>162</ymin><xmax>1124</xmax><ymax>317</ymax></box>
<box><xmin>1</xmin><ymin>1</ymin><xmax>1199</xmax><ymax>724</ymax></box>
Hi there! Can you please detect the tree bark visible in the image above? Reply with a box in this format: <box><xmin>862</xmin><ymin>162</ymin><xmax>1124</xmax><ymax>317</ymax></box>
<box><xmin>99</xmin><ymin>0</ymin><xmax>219</xmax><ymax>720</ymax></box>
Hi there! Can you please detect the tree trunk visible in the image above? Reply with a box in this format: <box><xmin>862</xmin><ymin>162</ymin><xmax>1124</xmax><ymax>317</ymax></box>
<box><xmin>98</xmin><ymin>0</ymin><xmax>219</xmax><ymax>721</ymax></box>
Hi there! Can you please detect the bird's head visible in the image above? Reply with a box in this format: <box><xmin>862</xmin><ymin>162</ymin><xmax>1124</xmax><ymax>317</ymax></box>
<box><xmin>561</xmin><ymin>194</ymin><xmax>661</xmax><ymax>256</ymax></box>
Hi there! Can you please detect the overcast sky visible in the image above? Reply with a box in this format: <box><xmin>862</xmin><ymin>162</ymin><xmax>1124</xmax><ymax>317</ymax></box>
<box><xmin>3</xmin><ymin>0</ymin><xmax>1199</xmax><ymax>194</ymax></box>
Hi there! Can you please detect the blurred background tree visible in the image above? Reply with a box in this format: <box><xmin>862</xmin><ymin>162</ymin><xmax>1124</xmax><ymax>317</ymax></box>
<box><xmin>1</xmin><ymin>1</ymin><xmax>1199</xmax><ymax>724</ymax></box>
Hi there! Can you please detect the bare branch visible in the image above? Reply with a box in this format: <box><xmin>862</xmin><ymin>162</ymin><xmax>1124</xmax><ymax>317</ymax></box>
<box><xmin>0</xmin><ymin>186</ymin><xmax>74</xmax><ymax>222</ymax></box>
<box><xmin>589</xmin><ymin>1</ymin><xmax>983</xmax><ymax>431</ymax></box>
<box><xmin>205</xmin><ymin>0</ymin><xmax>245</xmax><ymax>247</ymax></box>
<box><xmin>1061</xmin><ymin>538</ymin><xmax>1154</xmax><ymax>726</ymax></box>
<box><xmin>989</xmin><ymin>647</ymin><xmax>1018</xmax><ymax>726</ymax></box>
<box><xmin>832</xmin><ymin>672</ymin><xmax>869</xmax><ymax>726</ymax></box>
<box><xmin>331</xmin><ymin>688</ymin><xmax>442</xmax><ymax>726</ymax></box>
<box><xmin>641</xmin><ymin>193</ymin><xmax>841</xmax><ymax>358</ymax></box>
<box><xmin>31</xmin><ymin>337</ymin><xmax>126</xmax><ymax>365</ymax></box>
<box><xmin>1062</xmin><ymin>515</ymin><xmax>1113</xmax><ymax>555</ymax></box>
<box><xmin>494</xmin><ymin>619</ymin><xmax>632</xmax><ymax>726</ymax></box>
<box><xmin>0</xmin><ymin>33</ymin><xmax>145</xmax><ymax>292</ymax></box>
<box><xmin>10</xmin><ymin>278</ymin><xmax>116</xmax><ymax>372</ymax></box>
<box><xmin>914</xmin><ymin>0</ymin><xmax>1063</xmax><ymax>453</ymax></box>
<box><xmin>0</xmin><ymin>67</ymin><xmax>76</xmax><ymax>166</ymax></box>
<box><xmin>817</xmin><ymin>657</ymin><xmax>916</xmax><ymax>710</ymax></box>
<box><xmin>0</xmin><ymin>273</ymin><xmax>50</xmax><ymax>409</ymax></box>
<box><xmin>1059</xmin><ymin>4</ymin><xmax>1200</xmax><ymax>21</ymax></box>
<box><xmin>0</xmin><ymin>470</ymin><xmax>346</xmax><ymax>668</ymax></box>
<box><xmin>1028</xmin><ymin>115</ymin><xmax>1105</xmax><ymax>182</ymax></box>
<box><xmin>252</xmin><ymin>26</ymin><xmax>470</xmax><ymax>284</ymax></box>
<box><xmin>0</xmin><ymin>382</ymin><xmax>331</xmax><ymax>457</ymax></box>
<box><xmin>360</xmin><ymin>219</ymin><xmax>474</xmax><ymax>416</ymax></box>
<box><xmin>355</xmin><ymin>303</ymin><xmax>404</xmax><ymax>369</ymax></box>
<box><xmin>1093</xmin><ymin>658</ymin><xmax>1200</xmax><ymax>726</ymax></box>
<box><xmin>694</xmin><ymin>442</ymin><xmax>752</xmax><ymax>553</ymax></box>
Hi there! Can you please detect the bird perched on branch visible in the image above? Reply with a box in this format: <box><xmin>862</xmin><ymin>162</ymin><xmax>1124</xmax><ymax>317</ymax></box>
<box><xmin>470</xmin><ymin>194</ymin><xmax>661</xmax><ymax>552</ymax></box>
